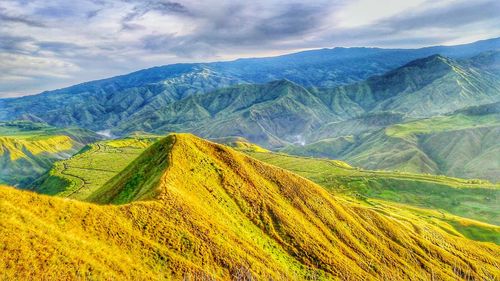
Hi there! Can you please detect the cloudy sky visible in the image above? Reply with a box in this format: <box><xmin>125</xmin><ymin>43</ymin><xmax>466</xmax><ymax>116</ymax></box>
<box><xmin>1</xmin><ymin>0</ymin><xmax>499</xmax><ymax>97</ymax></box>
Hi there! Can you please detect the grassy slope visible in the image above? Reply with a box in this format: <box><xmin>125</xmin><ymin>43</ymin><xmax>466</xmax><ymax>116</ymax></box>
<box><xmin>284</xmin><ymin>110</ymin><xmax>500</xmax><ymax>182</ymax></box>
<box><xmin>118</xmin><ymin>80</ymin><xmax>338</xmax><ymax>148</ymax></box>
<box><xmin>0</xmin><ymin>121</ymin><xmax>101</xmax><ymax>187</ymax></box>
<box><xmin>36</xmin><ymin>133</ymin><xmax>499</xmax><ymax>241</ymax></box>
<box><xmin>35</xmin><ymin>136</ymin><xmax>159</xmax><ymax>200</ymax></box>
<box><xmin>244</xmin><ymin>151</ymin><xmax>500</xmax><ymax>241</ymax></box>
<box><xmin>2</xmin><ymin>134</ymin><xmax>499</xmax><ymax>280</ymax></box>
<box><xmin>349</xmin><ymin>114</ymin><xmax>500</xmax><ymax>182</ymax></box>
<box><xmin>385</xmin><ymin>113</ymin><xmax>500</xmax><ymax>137</ymax></box>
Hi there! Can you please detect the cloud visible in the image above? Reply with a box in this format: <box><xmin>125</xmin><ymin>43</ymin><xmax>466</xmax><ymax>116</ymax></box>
<box><xmin>0</xmin><ymin>35</ymin><xmax>34</xmax><ymax>53</ymax></box>
<box><xmin>378</xmin><ymin>0</ymin><xmax>500</xmax><ymax>31</ymax></box>
<box><xmin>0</xmin><ymin>13</ymin><xmax>46</xmax><ymax>27</ymax></box>
<box><xmin>121</xmin><ymin>0</ymin><xmax>189</xmax><ymax>30</ymax></box>
<box><xmin>0</xmin><ymin>0</ymin><xmax>499</xmax><ymax>97</ymax></box>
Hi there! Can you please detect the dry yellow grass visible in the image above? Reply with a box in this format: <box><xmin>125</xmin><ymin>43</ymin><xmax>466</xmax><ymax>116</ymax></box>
<box><xmin>0</xmin><ymin>135</ymin><xmax>74</xmax><ymax>160</ymax></box>
<box><xmin>0</xmin><ymin>134</ymin><xmax>499</xmax><ymax>280</ymax></box>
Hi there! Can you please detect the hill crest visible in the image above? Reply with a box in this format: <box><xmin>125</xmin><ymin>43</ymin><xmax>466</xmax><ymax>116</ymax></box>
<box><xmin>1</xmin><ymin>133</ymin><xmax>500</xmax><ymax>279</ymax></box>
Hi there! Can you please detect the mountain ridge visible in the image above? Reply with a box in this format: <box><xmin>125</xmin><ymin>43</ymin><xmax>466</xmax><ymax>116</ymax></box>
<box><xmin>1</xmin><ymin>38</ymin><xmax>499</xmax><ymax>132</ymax></box>
<box><xmin>1</xmin><ymin>133</ymin><xmax>499</xmax><ymax>280</ymax></box>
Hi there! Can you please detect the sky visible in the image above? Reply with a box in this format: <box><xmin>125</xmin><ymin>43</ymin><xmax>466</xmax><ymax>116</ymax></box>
<box><xmin>0</xmin><ymin>0</ymin><xmax>499</xmax><ymax>97</ymax></box>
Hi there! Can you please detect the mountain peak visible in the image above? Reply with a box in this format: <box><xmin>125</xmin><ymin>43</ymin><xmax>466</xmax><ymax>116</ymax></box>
<box><xmin>402</xmin><ymin>53</ymin><xmax>453</xmax><ymax>69</ymax></box>
<box><xmin>43</xmin><ymin>133</ymin><xmax>500</xmax><ymax>279</ymax></box>
<box><xmin>268</xmin><ymin>78</ymin><xmax>299</xmax><ymax>87</ymax></box>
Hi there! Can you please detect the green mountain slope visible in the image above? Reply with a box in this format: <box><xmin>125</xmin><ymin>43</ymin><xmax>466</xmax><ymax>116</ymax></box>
<box><xmin>114</xmin><ymin>53</ymin><xmax>500</xmax><ymax>152</ymax></box>
<box><xmin>316</xmin><ymin>54</ymin><xmax>500</xmax><ymax>120</ymax></box>
<box><xmin>3</xmin><ymin>134</ymin><xmax>499</xmax><ymax>280</ymax></box>
<box><xmin>0</xmin><ymin>121</ymin><xmax>101</xmax><ymax>187</ymax></box>
<box><xmin>285</xmin><ymin>102</ymin><xmax>500</xmax><ymax>182</ymax></box>
<box><xmin>241</xmin><ymin>148</ymin><xmax>499</xmax><ymax>227</ymax></box>
<box><xmin>118</xmin><ymin>80</ymin><xmax>339</xmax><ymax>147</ymax></box>
<box><xmin>34</xmin><ymin>136</ymin><xmax>160</xmax><ymax>200</ymax></box>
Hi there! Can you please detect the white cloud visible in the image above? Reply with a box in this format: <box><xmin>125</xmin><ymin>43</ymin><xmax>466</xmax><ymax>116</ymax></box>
<box><xmin>0</xmin><ymin>0</ymin><xmax>498</xmax><ymax>97</ymax></box>
<box><xmin>335</xmin><ymin>0</ymin><xmax>427</xmax><ymax>28</ymax></box>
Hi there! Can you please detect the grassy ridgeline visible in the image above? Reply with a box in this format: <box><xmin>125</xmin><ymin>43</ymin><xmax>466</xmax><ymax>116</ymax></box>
<box><xmin>245</xmin><ymin>150</ymin><xmax>500</xmax><ymax>243</ymax></box>
<box><xmin>37</xmin><ymin>134</ymin><xmax>500</xmax><ymax>245</ymax></box>
<box><xmin>1</xmin><ymin>134</ymin><xmax>499</xmax><ymax>280</ymax></box>
<box><xmin>246</xmin><ymin>151</ymin><xmax>499</xmax><ymax>224</ymax></box>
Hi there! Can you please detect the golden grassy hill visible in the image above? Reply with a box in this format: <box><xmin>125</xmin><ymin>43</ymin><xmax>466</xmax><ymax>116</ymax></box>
<box><xmin>1</xmin><ymin>134</ymin><xmax>499</xmax><ymax>280</ymax></box>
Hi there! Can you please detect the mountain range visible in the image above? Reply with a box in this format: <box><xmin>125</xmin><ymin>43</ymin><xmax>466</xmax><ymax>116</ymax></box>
<box><xmin>1</xmin><ymin>38</ymin><xmax>498</xmax><ymax>130</ymax></box>
<box><xmin>1</xmin><ymin>37</ymin><xmax>500</xmax><ymax>279</ymax></box>
<box><xmin>0</xmin><ymin>38</ymin><xmax>499</xmax><ymax>182</ymax></box>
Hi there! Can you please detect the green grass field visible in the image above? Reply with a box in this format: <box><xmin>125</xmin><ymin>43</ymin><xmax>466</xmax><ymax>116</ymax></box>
<box><xmin>386</xmin><ymin>113</ymin><xmax>500</xmax><ymax>138</ymax></box>
<box><xmin>35</xmin><ymin>137</ymin><xmax>160</xmax><ymax>200</ymax></box>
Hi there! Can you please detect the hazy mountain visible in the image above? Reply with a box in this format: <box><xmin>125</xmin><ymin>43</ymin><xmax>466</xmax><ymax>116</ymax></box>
<box><xmin>1</xmin><ymin>38</ymin><xmax>498</xmax><ymax>132</ymax></box>
<box><xmin>120</xmin><ymin>53</ymin><xmax>500</xmax><ymax>150</ymax></box>
<box><xmin>117</xmin><ymin>80</ymin><xmax>338</xmax><ymax>147</ymax></box>
<box><xmin>316</xmin><ymin>54</ymin><xmax>500</xmax><ymax>119</ymax></box>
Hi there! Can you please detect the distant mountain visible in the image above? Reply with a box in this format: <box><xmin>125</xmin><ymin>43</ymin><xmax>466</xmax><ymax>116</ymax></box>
<box><xmin>1</xmin><ymin>38</ymin><xmax>498</xmax><ymax>132</ymax></box>
<box><xmin>0</xmin><ymin>66</ymin><xmax>246</xmax><ymax>130</ymax></box>
<box><xmin>316</xmin><ymin>54</ymin><xmax>500</xmax><ymax>119</ymax></box>
<box><xmin>119</xmin><ymin>53</ymin><xmax>500</xmax><ymax>148</ymax></box>
<box><xmin>117</xmin><ymin>80</ymin><xmax>337</xmax><ymax>147</ymax></box>
<box><xmin>284</xmin><ymin>102</ymin><xmax>500</xmax><ymax>182</ymax></box>
<box><xmin>5</xmin><ymin>134</ymin><xmax>497</xmax><ymax>279</ymax></box>
<box><xmin>466</xmin><ymin>49</ymin><xmax>500</xmax><ymax>74</ymax></box>
<box><xmin>0</xmin><ymin>121</ymin><xmax>101</xmax><ymax>187</ymax></box>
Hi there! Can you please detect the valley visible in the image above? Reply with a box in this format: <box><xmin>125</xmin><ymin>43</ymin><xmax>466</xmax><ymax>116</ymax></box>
<box><xmin>35</xmin><ymin>136</ymin><xmax>160</xmax><ymax>200</ymax></box>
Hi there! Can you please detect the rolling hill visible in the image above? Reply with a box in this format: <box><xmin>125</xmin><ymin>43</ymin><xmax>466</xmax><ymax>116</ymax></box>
<box><xmin>35</xmin><ymin>134</ymin><xmax>499</xmax><ymax>231</ymax></box>
<box><xmin>3</xmin><ymin>134</ymin><xmax>499</xmax><ymax>280</ymax></box>
<box><xmin>0</xmin><ymin>121</ymin><xmax>101</xmax><ymax>187</ymax></box>
<box><xmin>284</xmin><ymin>102</ymin><xmax>500</xmax><ymax>182</ymax></box>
